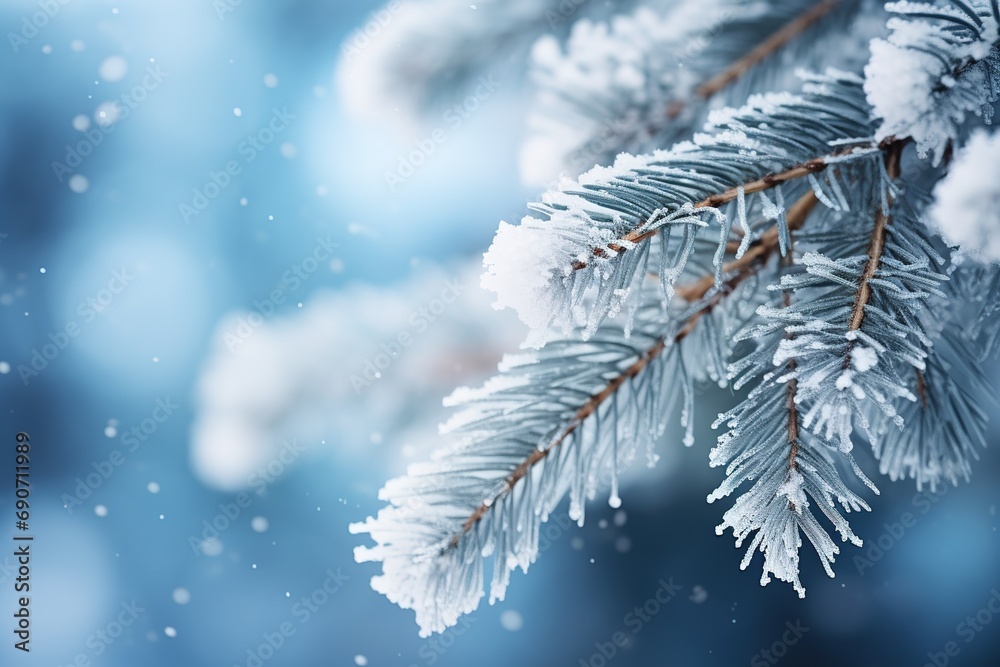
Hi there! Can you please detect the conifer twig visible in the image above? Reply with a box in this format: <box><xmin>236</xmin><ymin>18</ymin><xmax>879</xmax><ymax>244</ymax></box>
<box><xmin>572</xmin><ymin>149</ymin><xmax>854</xmax><ymax>271</ymax></box>
<box><xmin>675</xmin><ymin>191</ymin><xmax>820</xmax><ymax>302</ymax></box>
<box><xmin>666</xmin><ymin>0</ymin><xmax>840</xmax><ymax>119</ymax></box>
<box><xmin>782</xmin><ymin>232</ymin><xmax>801</xmax><ymax>501</ymax></box>
<box><xmin>848</xmin><ymin>142</ymin><xmax>903</xmax><ymax>332</ymax></box>
<box><xmin>450</xmin><ymin>193</ymin><xmax>820</xmax><ymax>547</ymax></box>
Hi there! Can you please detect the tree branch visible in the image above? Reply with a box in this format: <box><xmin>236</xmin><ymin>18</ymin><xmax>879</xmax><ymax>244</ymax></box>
<box><xmin>451</xmin><ymin>337</ymin><xmax>664</xmax><ymax>546</ymax></box>
<box><xmin>782</xmin><ymin>234</ymin><xmax>801</xmax><ymax>488</ymax></box>
<box><xmin>666</xmin><ymin>0</ymin><xmax>840</xmax><ymax>119</ymax></box>
<box><xmin>449</xmin><ymin>214</ymin><xmax>803</xmax><ymax>546</ymax></box>
<box><xmin>571</xmin><ymin>150</ymin><xmax>843</xmax><ymax>271</ymax></box>
<box><xmin>847</xmin><ymin>142</ymin><xmax>903</xmax><ymax>333</ymax></box>
<box><xmin>675</xmin><ymin>191</ymin><xmax>819</xmax><ymax>302</ymax></box>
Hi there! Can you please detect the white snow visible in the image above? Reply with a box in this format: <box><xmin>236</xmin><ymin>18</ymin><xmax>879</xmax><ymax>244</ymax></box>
<box><xmin>98</xmin><ymin>55</ymin><xmax>128</xmax><ymax>82</ymax></box>
<box><xmin>68</xmin><ymin>175</ymin><xmax>89</xmax><ymax>194</ymax></box>
<box><xmin>776</xmin><ymin>468</ymin><xmax>808</xmax><ymax>511</ymax></box>
<box><xmin>865</xmin><ymin>11</ymin><xmax>999</xmax><ymax>163</ymax></box>
<box><xmin>480</xmin><ymin>219</ymin><xmax>577</xmax><ymax>331</ymax></box>
<box><xmin>499</xmin><ymin>609</ymin><xmax>523</xmax><ymax>631</ymax></box>
<box><xmin>836</xmin><ymin>371</ymin><xmax>854</xmax><ymax>390</ymax></box>
<box><xmin>852</xmin><ymin>346</ymin><xmax>878</xmax><ymax>372</ymax></box>
<box><xmin>190</xmin><ymin>261</ymin><xmax>523</xmax><ymax>490</ymax></box>
<box><xmin>519</xmin><ymin>1</ymin><xmax>728</xmax><ymax>185</ymax></box>
<box><xmin>930</xmin><ymin>130</ymin><xmax>1000</xmax><ymax>262</ymax></box>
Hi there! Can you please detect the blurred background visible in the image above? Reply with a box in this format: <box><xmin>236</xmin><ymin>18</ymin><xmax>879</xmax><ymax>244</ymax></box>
<box><xmin>0</xmin><ymin>1</ymin><xmax>998</xmax><ymax>665</ymax></box>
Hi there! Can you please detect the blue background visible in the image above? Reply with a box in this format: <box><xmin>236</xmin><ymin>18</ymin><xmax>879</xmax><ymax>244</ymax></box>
<box><xmin>1</xmin><ymin>1</ymin><xmax>998</xmax><ymax>666</ymax></box>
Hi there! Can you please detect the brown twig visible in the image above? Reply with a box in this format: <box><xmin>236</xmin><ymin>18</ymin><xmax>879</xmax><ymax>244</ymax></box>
<box><xmin>674</xmin><ymin>191</ymin><xmax>819</xmax><ymax>302</ymax></box>
<box><xmin>666</xmin><ymin>0</ymin><xmax>840</xmax><ymax>119</ymax></box>
<box><xmin>847</xmin><ymin>142</ymin><xmax>903</xmax><ymax>335</ymax></box>
<box><xmin>571</xmin><ymin>153</ymin><xmax>837</xmax><ymax>271</ymax></box>
<box><xmin>782</xmin><ymin>231</ymin><xmax>801</xmax><ymax>482</ymax></box>
<box><xmin>448</xmin><ymin>231</ymin><xmax>793</xmax><ymax>547</ymax></box>
<box><xmin>916</xmin><ymin>369</ymin><xmax>928</xmax><ymax>408</ymax></box>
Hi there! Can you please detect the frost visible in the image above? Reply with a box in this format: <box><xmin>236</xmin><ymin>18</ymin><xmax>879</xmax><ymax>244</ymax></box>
<box><xmin>864</xmin><ymin>3</ymin><xmax>1000</xmax><ymax>163</ymax></box>
<box><xmin>520</xmin><ymin>2</ymin><xmax>722</xmax><ymax>183</ymax></box>
<box><xmin>852</xmin><ymin>345</ymin><xmax>878</xmax><ymax>372</ymax></box>
<box><xmin>836</xmin><ymin>371</ymin><xmax>854</xmax><ymax>390</ymax></box>
<box><xmin>777</xmin><ymin>469</ymin><xmax>805</xmax><ymax>506</ymax></box>
<box><xmin>480</xmin><ymin>219</ymin><xmax>580</xmax><ymax>331</ymax></box>
<box><xmin>930</xmin><ymin>130</ymin><xmax>1000</xmax><ymax>262</ymax></box>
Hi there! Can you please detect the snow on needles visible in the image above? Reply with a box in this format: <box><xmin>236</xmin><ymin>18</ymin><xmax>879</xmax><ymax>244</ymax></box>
<box><xmin>480</xmin><ymin>218</ymin><xmax>584</xmax><ymax>332</ymax></box>
<box><xmin>520</xmin><ymin>1</ymin><xmax>723</xmax><ymax>185</ymax></box>
<box><xmin>864</xmin><ymin>1</ymin><xmax>1000</xmax><ymax>164</ymax></box>
<box><xmin>931</xmin><ymin>130</ymin><xmax>1000</xmax><ymax>262</ymax></box>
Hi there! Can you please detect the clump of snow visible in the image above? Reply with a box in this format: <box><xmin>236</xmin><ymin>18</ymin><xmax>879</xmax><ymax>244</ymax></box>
<box><xmin>864</xmin><ymin>10</ymin><xmax>1000</xmax><ymax>163</ymax></box>
<box><xmin>852</xmin><ymin>345</ymin><xmax>878</xmax><ymax>372</ymax></box>
<box><xmin>776</xmin><ymin>468</ymin><xmax>808</xmax><ymax>511</ymax></box>
<box><xmin>481</xmin><ymin>219</ymin><xmax>578</xmax><ymax>331</ymax></box>
<box><xmin>930</xmin><ymin>130</ymin><xmax>1000</xmax><ymax>262</ymax></box>
<box><xmin>520</xmin><ymin>1</ymin><xmax>727</xmax><ymax>185</ymax></box>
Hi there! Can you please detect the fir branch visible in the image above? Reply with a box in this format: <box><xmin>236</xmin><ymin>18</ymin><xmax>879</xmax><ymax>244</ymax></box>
<box><xmin>572</xmin><ymin>156</ymin><xmax>834</xmax><ymax>270</ymax></box>
<box><xmin>708</xmin><ymin>227</ymin><xmax>875</xmax><ymax>595</ymax></box>
<box><xmin>484</xmin><ymin>72</ymin><xmax>877</xmax><ymax>337</ymax></box>
<box><xmin>848</xmin><ymin>142</ymin><xmax>903</xmax><ymax>333</ymax></box>
<box><xmin>673</xmin><ymin>191</ymin><xmax>819</xmax><ymax>301</ymax></box>
<box><xmin>449</xmin><ymin>336</ymin><xmax>667</xmax><ymax>547</ymax></box>
<box><xmin>681</xmin><ymin>0</ymin><xmax>841</xmax><ymax>114</ymax></box>
<box><xmin>451</xmin><ymin>249</ymin><xmax>777</xmax><ymax>547</ymax></box>
<box><xmin>523</xmin><ymin>0</ymin><xmax>864</xmax><ymax>184</ymax></box>
<box><xmin>864</xmin><ymin>0</ymin><xmax>1000</xmax><ymax>162</ymax></box>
